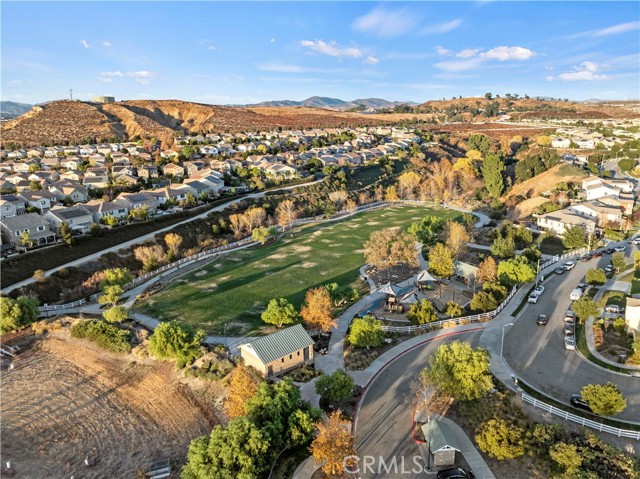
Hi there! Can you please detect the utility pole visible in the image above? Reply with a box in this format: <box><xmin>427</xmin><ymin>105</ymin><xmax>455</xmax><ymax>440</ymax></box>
<box><xmin>69</xmin><ymin>89</ymin><xmax>73</xmax><ymax>101</ymax></box>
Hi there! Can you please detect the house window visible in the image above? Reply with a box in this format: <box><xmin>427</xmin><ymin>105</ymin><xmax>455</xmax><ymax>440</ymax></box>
<box><xmin>281</xmin><ymin>358</ymin><xmax>284</xmax><ymax>363</ymax></box>
<box><xmin>37</xmin><ymin>226</ymin><xmax>45</xmax><ymax>232</ymax></box>
<box><xmin>289</xmin><ymin>354</ymin><xmax>292</xmax><ymax>360</ymax></box>
<box><xmin>297</xmin><ymin>351</ymin><xmax>300</xmax><ymax>356</ymax></box>
<box><xmin>15</xmin><ymin>231</ymin><xmax>20</xmax><ymax>237</ymax></box>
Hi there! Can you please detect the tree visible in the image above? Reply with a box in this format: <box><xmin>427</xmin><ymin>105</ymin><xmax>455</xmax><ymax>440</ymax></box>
<box><xmin>244</xmin><ymin>207</ymin><xmax>267</xmax><ymax>232</ymax></box>
<box><xmin>148</xmin><ymin>320</ymin><xmax>205</xmax><ymax>368</ymax></box>
<box><xmin>275</xmin><ymin>199</ymin><xmax>298</xmax><ymax>227</ymax></box>
<box><xmin>348</xmin><ymin>316</ymin><xmax>384</xmax><ymax>348</ymax></box>
<box><xmin>225</xmin><ymin>365</ymin><xmax>260</xmax><ymax>419</ymax></box>
<box><xmin>444</xmin><ymin>221</ymin><xmax>470</xmax><ymax>259</ymax></box>
<box><xmin>428</xmin><ymin>243</ymin><xmax>454</xmax><ymax>278</ymax></box>
<box><xmin>397</xmin><ymin>171</ymin><xmax>421</xmax><ymax>199</ymax></box>
<box><xmin>572</xmin><ymin>297</ymin><xmax>598</xmax><ymax>322</ymax></box>
<box><xmin>310</xmin><ymin>411</ymin><xmax>357</xmax><ymax>478</ymax></box>
<box><xmin>103</xmin><ymin>305</ymin><xmax>129</xmax><ymax>323</ymax></box>
<box><xmin>408</xmin><ymin>299</ymin><xmax>438</xmax><ymax>325</ymax></box>
<box><xmin>611</xmin><ymin>251</ymin><xmax>626</xmax><ymax>271</ymax></box>
<box><xmin>315</xmin><ymin>369</ymin><xmax>354</xmax><ymax>402</ymax></box>
<box><xmin>468</xmin><ymin>134</ymin><xmax>491</xmax><ymax>155</ymax></box>
<box><xmin>581</xmin><ymin>382</ymin><xmax>626</xmax><ymax>416</ymax></box>
<box><xmin>476</xmin><ymin>418</ymin><xmax>525</xmax><ymax>460</ymax></box>
<box><xmin>585</xmin><ymin>268</ymin><xmax>607</xmax><ymax>285</ymax></box>
<box><xmin>562</xmin><ymin>225</ymin><xmax>587</xmax><ymax>250</ymax></box>
<box><xmin>445</xmin><ymin>301</ymin><xmax>463</xmax><ymax>318</ymax></box>
<box><xmin>164</xmin><ymin>232</ymin><xmax>183</xmax><ymax>260</ymax></box>
<box><xmin>129</xmin><ymin>205</ymin><xmax>149</xmax><ymax>221</ymax></box>
<box><xmin>384</xmin><ymin>184</ymin><xmax>399</xmax><ymax>201</ymax></box>
<box><xmin>549</xmin><ymin>443</ymin><xmax>582</xmax><ymax>476</ymax></box>
<box><xmin>536</xmin><ymin>135</ymin><xmax>553</xmax><ymax>147</ymax></box>
<box><xmin>59</xmin><ymin>221</ymin><xmax>74</xmax><ymax>246</ymax></box>
<box><xmin>33</xmin><ymin>269</ymin><xmax>46</xmax><ymax>282</ymax></box>
<box><xmin>182</xmin><ymin>192</ymin><xmax>197</xmax><ymax>209</ymax></box>
<box><xmin>20</xmin><ymin>230</ymin><xmax>32</xmax><ymax>248</ymax></box>
<box><xmin>134</xmin><ymin>244</ymin><xmax>165</xmax><ymax>272</ymax></box>
<box><xmin>477</xmin><ymin>257</ymin><xmax>498</xmax><ymax>284</ymax></box>
<box><xmin>261</xmin><ymin>298</ymin><xmax>298</xmax><ymax>328</ymax></box>
<box><xmin>98</xmin><ymin>284</ymin><xmax>123</xmax><ymax>306</ymax></box>
<box><xmin>497</xmin><ymin>257</ymin><xmax>536</xmax><ymax>287</ymax></box>
<box><xmin>363</xmin><ymin>227</ymin><xmax>417</xmax><ymax>269</ymax></box>
<box><xmin>228</xmin><ymin>213</ymin><xmax>245</xmax><ymax>238</ymax></box>
<box><xmin>328</xmin><ymin>189</ymin><xmax>349</xmax><ymax>210</ymax></box>
<box><xmin>251</xmin><ymin>225</ymin><xmax>278</xmax><ymax>245</ymax></box>
<box><xmin>0</xmin><ymin>296</ymin><xmax>39</xmax><ymax>334</ymax></box>
<box><xmin>100</xmin><ymin>267</ymin><xmax>133</xmax><ymax>289</ymax></box>
<box><xmin>300</xmin><ymin>287</ymin><xmax>336</xmax><ymax>333</ymax></box>
<box><xmin>491</xmin><ymin>235</ymin><xmax>516</xmax><ymax>259</ymax></box>
<box><xmin>408</xmin><ymin>215</ymin><xmax>447</xmax><ymax>246</ymax></box>
<box><xmin>420</xmin><ymin>341</ymin><xmax>493</xmax><ymax>400</ymax></box>
<box><xmin>481</xmin><ymin>153</ymin><xmax>506</xmax><ymax>198</ymax></box>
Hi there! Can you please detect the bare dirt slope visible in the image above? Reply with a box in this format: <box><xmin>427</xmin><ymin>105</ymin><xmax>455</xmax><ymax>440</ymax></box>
<box><xmin>1</xmin><ymin>333</ymin><xmax>213</xmax><ymax>478</ymax></box>
<box><xmin>504</xmin><ymin>164</ymin><xmax>587</xmax><ymax>201</ymax></box>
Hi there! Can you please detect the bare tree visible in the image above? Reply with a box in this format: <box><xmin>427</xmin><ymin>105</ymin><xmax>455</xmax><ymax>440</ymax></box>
<box><xmin>275</xmin><ymin>199</ymin><xmax>298</xmax><ymax>228</ymax></box>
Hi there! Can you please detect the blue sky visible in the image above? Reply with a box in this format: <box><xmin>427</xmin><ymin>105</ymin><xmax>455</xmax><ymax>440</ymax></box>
<box><xmin>2</xmin><ymin>1</ymin><xmax>639</xmax><ymax>104</ymax></box>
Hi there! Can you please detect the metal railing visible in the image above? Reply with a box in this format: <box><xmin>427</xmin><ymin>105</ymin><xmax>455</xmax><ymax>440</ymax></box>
<box><xmin>521</xmin><ymin>392</ymin><xmax>640</xmax><ymax>440</ymax></box>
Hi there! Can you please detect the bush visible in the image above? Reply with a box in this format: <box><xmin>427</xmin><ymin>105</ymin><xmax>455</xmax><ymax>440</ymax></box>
<box><xmin>613</xmin><ymin>317</ymin><xmax>626</xmax><ymax>333</ymax></box>
<box><xmin>348</xmin><ymin>316</ymin><xmax>384</xmax><ymax>348</ymax></box>
<box><xmin>549</xmin><ymin>442</ymin><xmax>582</xmax><ymax>475</ymax></box>
<box><xmin>148</xmin><ymin>320</ymin><xmax>205</xmax><ymax>368</ymax></box>
<box><xmin>475</xmin><ymin>418</ymin><xmax>525</xmax><ymax>460</ymax></box>
<box><xmin>315</xmin><ymin>369</ymin><xmax>354</xmax><ymax>402</ymax></box>
<box><xmin>102</xmin><ymin>305</ymin><xmax>129</xmax><ymax>323</ymax></box>
<box><xmin>70</xmin><ymin>320</ymin><xmax>131</xmax><ymax>353</ymax></box>
<box><xmin>407</xmin><ymin>299</ymin><xmax>438</xmax><ymax>324</ymax></box>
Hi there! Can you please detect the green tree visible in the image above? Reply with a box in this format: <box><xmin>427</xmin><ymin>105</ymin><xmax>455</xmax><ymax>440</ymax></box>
<box><xmin>408</xmin><ymin>299</ymin><xmax>439</xmax><ymax>325</ymax></box>
<box><xmin>59</xmin><ymin>221</ymin><xmax>74</xmax><ymax>246</ymax></box>
<box><xmin>0</xmin><ymin>296</ymin><xmax>39</xmax><ymax>334</ymax></box>
<box><xmin>364</xmin><ymin>227</ymin><xmax>417</xmax><ymax>269</ymax></box>
<box><xmin>428</xmin><ymin>243</ymin><xmax>454</xmax><ymax>277</ymax></box>
<box><xmin>315</xmin><ymin>369</ymin><xmax>354</xmax><ymax>402</ymax></box>
<box><xmin>481</xmin><ymin>153</ymin><xmax>506</xmax><ymax>198</ymax></box>
<box><xmin>261</xmin><ymin>298</ymin><xmax>298</xmax><ymax>328</ymax></box>
<box><xmin>183</xmin><ymin>192</ymin><xmax>197</xmax><ymax>209</ymax></box>
<box><xmin>581</xmin><ymin>382</ymin><xmax>626</xmax><ymax>416</ymax></box>
<box><xmin>148</xmin><ymin>320</ymin><xmax>205</xmax><ymax>368</ymax></box>
<box><xmin>20</xmin><ymin>230</ymin><xmax>32</xmax><ymax>248</ymax></box>
<box><xmin>549</xmin><ymin>443</ymin><xmax>582</xmax><ymax>476</ymax></box>
<box><xmin>348</xmin><ymin>315</ymin><xmax>384</xmax><ymax>348</ymax></box>
<box><xmin>491</xmin><ymin>235</ymin><xmax>516</xmax><ymax>259</ymax></box>
<box><xmin>444</xmin><ymin>301</ymin><xmax>463</xmax><ymax>318</ymax></box>
<box><xmin>407</xmin><ymin>215</ymin><xmax>446</xmax><ymax>246</ymax></box>
<box><xmin>100</xmin><ymin>267</ymin><xmax>133</xmax><ymax>289</ymax></box>
<box><xmin>562</xmin><ymin>225</ymin><xmax>587</xmax><ymax>250</ymax></box>
<box><xmin>611</xmin><ymin>251</ymin><xmax>626</xmax><ymax>271</ymax></box>
<box><xmin>102</xmin><ymin>305</ymin><xmax>129</xmax><ymax>323</ymax></box>
<box><xmin>497</xmin><ymin>257</ymin><xmax>536</xmax><ymax>287</ymax></box>
<box><xmin>251</xmin><ymin>225</ymin><xmax>278</xmax><ymax>245</ymax></box>
<box><xmin>572</xmin><ymin>297</ymin><xmax>598</xmax><ymax>322</ymax></box>
<box><xmin>420</xmin><ymin>340</ymin><xmax>493</xmax><ymax>400</ymax></box>
<box><xmin>470</xmin><ymin>291</ymin><xmax>498</xmax><ymax>312</ymax></box>
<box><xmin>585</xmin><ymin>268</ymin><xmax>607</xmax><ymax>285</ymax></box>
<box><xmin>98</xmin><ymin>284</ymin><xmax>123</xmax><ymax>306</ymax></box>
<box><xmin>467</xmin><ymin>133</ymin><xmax>491</xmax><ymax>155</ymax></box>
<box><xmin>476</xmin><ymin>418</ymin><xmax>525</xmax><ymax>460</ymax></box>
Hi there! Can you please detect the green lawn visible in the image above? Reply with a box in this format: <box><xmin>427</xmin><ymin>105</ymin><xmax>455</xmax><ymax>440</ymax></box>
<box><xmin>598</xmin><ymin>290</ymin><xmax>627</xmax><ymax>308</ymax></box>
<box><xmin>138</xmin><ymin>205</ymin><xmax>461</xmax><ymax>335</ymax></box>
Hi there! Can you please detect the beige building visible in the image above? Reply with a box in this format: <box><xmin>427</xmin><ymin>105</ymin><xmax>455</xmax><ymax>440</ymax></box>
<box><xmin>239</xmin><ymin>324</ymin><xmax>314</xmax><ymax>377</ymax></box>
<box><xmin>625</xmin><ymin>298</ymin><xmax>640</xmax><ymax>334</ymax></box>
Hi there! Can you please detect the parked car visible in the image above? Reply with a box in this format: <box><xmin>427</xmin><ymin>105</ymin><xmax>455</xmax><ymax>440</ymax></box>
<box><xmin>580</xmin><ymin>253</ymin><xmax>593</xmax><ymax>261</ymax></box>
<box><xmin>564</xmin><ymin>323</ymin><xmax>575</xmax><ymax>336</ymax></box>
<box><xmin>534</xmin><ymin>285</ymin><xmax>545</xmax><ymax>295</ymax></box>
<box><xmin>564</xmin><ymin>310</ymin><xmax>576</xmax><ymax>322</ymax></box>
<box><xmin>605</xmin><ymin>265</ymin><xmax>614</xmax><ymax>274</ymax></box>
<box><xmin>614</xmin><ymin>245</ymin><xmax>626</xmax><ymax>252</ymax></box>
<box><xmin>570</xmin><ymin>288</ymin><xmax>583</xmax><ymax>301</ymax></box>
<box><xmin>592</xmin><ymin>250</ymin><xmax>603</xmax><ymax>258</ymax></box>
<box><xmin>605</xmin><ymin>304</ymin><xmax>625</xmax><ymax>314</ymax></box>
<box><xmin>570</xmin><ymin>394</ymin><xmax>591</xmax><ymax>412</ymax></box>
<box><xmin>537</xmin><ymin>314</ymin><xmax>549</xmax><ymax>325</ymax></box>
<box><xmin>556</xmin><ymin>267</ymin><xmax>566</xmax><ymax>275</ymax></box>
<box><xmin>564</xmin><ymin>261</ymin><xmax>576</xmax><ymax>270</ymax></box>
<box><xmin>528</xmin><ymin>292</ymin><xmax>541</xmax><ymax>304</ymax></box>
<box><xmin>437</xmin><ymin>468</ymin><xmax>476</xmax><ymax>479</ymax></box>
<box><xmin>564</xmin><ymin>336</ymin><xmax>576</xmax><ymax>350</ymax></box>
<box><xmin>631</xmin><ymin>238</ymin><xmax>640</xmax><ymax>245</ymax></box>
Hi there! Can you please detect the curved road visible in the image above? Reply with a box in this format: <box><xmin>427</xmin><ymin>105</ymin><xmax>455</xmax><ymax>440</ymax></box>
<box><xmin>354</xmin><ymin>331</ymin><xmax>481</xmax><ymax>479</ymax></box>
<box><xmin>503</xmin><ymin>242</ymin><xmax>640</xmax><ymax>422</ymax></box>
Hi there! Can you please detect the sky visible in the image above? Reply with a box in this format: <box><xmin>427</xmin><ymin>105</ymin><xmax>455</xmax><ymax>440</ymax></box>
<box><xmin>2</xmin><ymin>1</ymin><xmax>639</xmax><ymax>105</ymax></box>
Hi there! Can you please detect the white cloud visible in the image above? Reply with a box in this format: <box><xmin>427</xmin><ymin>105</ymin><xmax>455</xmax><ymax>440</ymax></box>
<box><xmin>270</xmin><ymin>38</ymin><xmax>276</xmax><ymax>43</ymax></box>
<box><xmin>434</xmin><ymin>57</ymin><xmax>484</xmax><ymax>72</ymax></box>
<box><xmin>80</xmin><ymin>40</ymin><xmax>90</xmax><ymax>49</ymax></box>
<box><xmin>421</xmin><ymin>18</ymin><xmax>463</xmax><ymax>35</ymax></box>
<box><xmin>98</xmin><ymin>77</ymin><xmax>113</xmax><ymax>83</ymax></box>
<box><xmin>208</xmin><ymin>46</ymin><xmax>216</xmax><ymax>51</ymax></box>
<box><xmin>352</xmin><ymin>7</ymin><xmax>418</xmax><ymax>37</ymax></box>
<box><xmin>364</xmin><ymin>55</ymin><xmax>379</xmax><ymax>65</ymax></box>
<box><xmin>556</xmin><ymin>61</ymin><xmax>610</xmax><ymax>81</ymax></box>
<box><xmin>300</xmin><ymin>40</ymin><xmax>363</xmax><ymax>59</ymax></box>
<box><xmin>99</xmin><ymin>71</ymin><xmax>123</xmax><ymax>78</ymax></box>
<box><xmin>98</xmin><ymin>70</ymin><xmax>156</xmax><ymax>84</ymax></box>
<box><xmin>256</xmin><ymin>62</ymin><xmax>349</xmax><ymax>74</ymax></box>
<box><xmin>456</xmin><ymin>49</ymin><xmax>480</xmax><ymax>59</ymax></box>
<box><xmin>480</xmin><ymin>46</ymin><xmax>535</xmax><ymax>61</ymax></box>
<box><xmin>102</xmin><ymin>41</ymin><xmax>112</xmax><ymax>48</ymax></box>
<box><xmin>594</xmin><ymin>21</ymin><xmax>640</xmax><ymax>37</ymax></box>
<box><xmin>434</xmin><ymin>46</ymin><xmax>453</xmax><ymax>55</ymax></box>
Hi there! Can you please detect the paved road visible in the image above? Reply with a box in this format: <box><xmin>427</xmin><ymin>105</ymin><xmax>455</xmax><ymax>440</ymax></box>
<box><xmin>503</xmin><ymin>241</ymin><xmax>640</xmax><ymax>422</ymax></box>
<box><xmin>2</xmin><ymin>180</ymin><xmax>321</xmax><ymax>294</ymax></box>
<box><xmin>354</xmin><ymin>331</ymin><xmax>481</xmax><ymax>479</ymax></box>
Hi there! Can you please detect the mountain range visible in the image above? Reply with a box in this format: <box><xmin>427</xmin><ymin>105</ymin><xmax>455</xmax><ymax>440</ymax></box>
<box><xmin>245</xmin><ymin>96</ymin><xmax>416</xmax><ymax>112</ymax></box>
<box><xmin>0</xmin><ymin>101</ymin><xmax>33</xmax><ymax>120</ymax></box>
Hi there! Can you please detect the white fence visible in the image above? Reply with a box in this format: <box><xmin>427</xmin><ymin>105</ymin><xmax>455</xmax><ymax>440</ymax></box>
<box><xmin>539</xmin><ymin>247</ymin><xmax>588</xmax><ymax>273</ymax></box>
<box><xmin>521</xmin><ymin>392</ymin><xmax>640</xmax><ymax>440</ymax></box>
<box><xmin>379</xmin><ymin>286</ymin><xmax>519</xmax><ymax>333</ymax></box>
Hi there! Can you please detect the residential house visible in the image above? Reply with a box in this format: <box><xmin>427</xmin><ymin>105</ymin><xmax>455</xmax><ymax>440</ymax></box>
<box><xmin>44</xmin><ymin>205</ymin><xmax>94</xmax><ymax>235</ymax></box>
<box><xmin>598</xmin><ymin>194</ymin><xmax>635</xmax><ymax>216</ymax></box>
<box><xmin>184</xmin><ymin>161</ymin><xmax>205</xmax><ymax>176</ymax></box>
<box><xmin>48</xmin><ymin>181</ymin><xmax>89</xmax><ymax>203</ymax></box>
<box><xmin>112</xmin><ymin>165</ymin><xmax>137</xmax><ymax>177</ymax></box>
<box><xmin>163</xmin><ymin>163</ymin><xmax>185</xmax><ymax>177</ymax></box>
<box><xmin>552</xmin><ymin>138</ymin><xmax>571</xmax><ymax>148</ymax></box>
<box><xmin>61</xmin><ymin>157</ymin><xmax>82</xmax><ymax>170</ymax></box>
<box><xmin>40</xmin><ymin>157</ymin><xmax>61</xmax><ymax>169</ymax></box>
<box><xmin>59</xmin><ymin>170</ymin><xmax>84</xmax><ymax>182</ymax></box>
<box><xmin>84</xmin><ymin>200</ymin><xmax>129</xmax><ymax>224</ymax></box>
<box><xmin>18</xmin><ymin>190</ymin><xmax>58</xmax><ymax>213</ymax></box>
<box><xmin>239</xmin><ymin>324</ymin><xmax>314</xmax><ymax>377</ymax></box>
<box><xmin>536</xmin><ymin>209</ymin><xmax>596</xmax><ymax>235</ymax></box>
<box><xmin>83</xmin><ymin>175</ymin><xmax>110</xmax><ymax>189</ymax></box>
<box><xmin>138</xmin><ymin>165</ymin><xmax>159</xmax><ymax>179</ymax></box>
<box><xmin>0</xmin><ymin>213</ymin><xmax>56</xmax><ymax>248</ymax></box>
<box><xmin>116</xmin><ymin>192</ymin><xmax>158</xmax><ymax>214</ymax></box>
<box><xmin>583</xmin><ymin>178</ymin><xmax>634</xmax><ymax>200</ymax></box>
<box><xmin>0</xmin><ymin>195</ymin><xmax>26</xmax><ymax>217</ymax></box>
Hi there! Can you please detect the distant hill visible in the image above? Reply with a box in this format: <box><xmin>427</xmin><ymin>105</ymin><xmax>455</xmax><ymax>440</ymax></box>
<box><xmin>247</xmin><ymin>96</ymin><xmax>415</xmax><ymax>112</ymax></box>
<box><xmin>0</xmin><ymin>101</ymin><xmax>33</xmax><ymax>120</ymax></box>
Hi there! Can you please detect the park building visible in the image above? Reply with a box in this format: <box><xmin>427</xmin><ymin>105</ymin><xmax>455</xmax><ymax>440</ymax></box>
<box><xmin>92</xmin><ymin>96</ymin><xmax>115</xmax><ymax>104</ymax></box>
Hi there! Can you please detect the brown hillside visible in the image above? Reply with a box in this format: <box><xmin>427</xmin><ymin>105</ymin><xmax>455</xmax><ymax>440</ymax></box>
<box><xmin>1</xmin><ymin>99</ymin><xmax>390</xmax><ymax>147</ymax></box>
<box><xmin>503</xmin><ymin>164</ymin><xmax>587</xmax><ymax>201</ymax></box>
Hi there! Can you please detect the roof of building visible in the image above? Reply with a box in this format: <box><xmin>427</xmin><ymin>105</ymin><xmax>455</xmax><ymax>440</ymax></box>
<box><xmin>48</xmin><ymin>206</ymin><xmax>91</xmax><ymax>220</ymax></box>
<box><xmin>242</xmin><ymin>324</ymin><xmax>314</xmax><ymax>364</ymax></box>
<box><xmin>1</xmin><ymin>212</ymin><xmax>48</xmax><ymax>230</ymax></box>
<box><xmin>377</xmin><ymin>282</ymin><xmax>402</xmax><ymax>296</ymax></box>
<box><xmin>421</xmin><ymin>420</ymin><xmax>461</xmax><ymax>454</ymax></box>
<box><xmin>539</xmin><ymin>209</ymin><xmax>596</xmax><ymax>226</ymax></box>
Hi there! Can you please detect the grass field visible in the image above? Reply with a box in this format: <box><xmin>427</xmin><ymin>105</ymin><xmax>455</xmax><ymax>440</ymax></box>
<box><xmin>138</xmin><ymin>205</ymin><xmax>461</xmax><ymax>335</ymax></box>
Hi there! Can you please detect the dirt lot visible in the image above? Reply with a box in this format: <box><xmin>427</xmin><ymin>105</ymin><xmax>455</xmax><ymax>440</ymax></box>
<box><xmin>1</xmin><ymin>332</ymin><xmax>218</xmax><ymax>478</ymax></box>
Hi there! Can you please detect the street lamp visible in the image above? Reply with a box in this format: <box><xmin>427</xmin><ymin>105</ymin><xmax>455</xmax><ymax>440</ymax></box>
<box><xmin>501</xmin><ymin>322</ymin><xmax>514</xmax><ymax>358</ymax></box>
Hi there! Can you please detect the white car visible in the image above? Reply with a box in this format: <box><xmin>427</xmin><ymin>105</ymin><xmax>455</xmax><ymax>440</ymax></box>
<box><xmin>631</xmin><ymin>238</ymin><xmax>640</xmax><ymax>245</ymax></box>
<box><xmin>564</xmin><ymin>336</ymin><xmax>576</xmax><ymax>350</ymax></box>
<box><xmin>564</xmin><ymin>261</ymin><xmax>576</xmax><ymax>270</ymax></box>
<box><xmin>614</xmin><ymin>245</ymin><xmax>626</xmax><ymax>252</ymax></box>
<box><xmin>570</xmin><ymin>289</ymin><xmax>583</xmax><ymax>301</ymax></box>
<box><xmin>528</xmin><ymin>292</ymin><xmax>540</xmax><ymax>304</ymax></box>
<box><xmin>534</xmin><ymin>285</ymin><xmax>545</xmax><ymax>295</ymax></box>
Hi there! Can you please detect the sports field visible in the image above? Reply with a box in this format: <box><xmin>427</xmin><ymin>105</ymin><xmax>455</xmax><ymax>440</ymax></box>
<box><xmin>138</xmin><ymin>205</ymin><xmax>462</xmax><ymax>334</ymax></box>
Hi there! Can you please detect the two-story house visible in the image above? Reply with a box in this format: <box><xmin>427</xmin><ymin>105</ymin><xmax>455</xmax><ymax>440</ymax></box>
<box><xmin>0</xmin><ymin>213</ymin><xmax>56</xmax><ymax>249</ymax></box>
<box><xmin>44</xmin><ymin>205</ymin><xmax>95</xmax><ymax>235</ymax></box>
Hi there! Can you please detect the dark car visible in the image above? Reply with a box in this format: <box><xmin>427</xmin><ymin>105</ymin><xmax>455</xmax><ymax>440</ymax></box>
<box><xmin>580</xmin><ymin>253</ymin><xmax>593</xmax><ymax>261</ymax></box>
<box><xmin>592</xmin><ymin>250</ymin><xmax>603</xmax><ymax>258</ymax></box>
<box><xmin>555</xmin><ymin>267</ymin><xmax>566</xmax><ymax>275</ymax></box>
<box><xmin>437</xmin><ymin>468</ymin><xmax>476</xmax><ymax>479</ymax></box>
<box><xmin>564</xmin><ymin>322</ymin><xmax>575</xmax><ymax>336</ymax></box>
<box><xmin>604</xmin><ymin>248</ymin><xmax>614</xmax><ymax>254</ymax></box>
<box><xmin>537</xmin><ymin>314</ymin><xmax>549</xmax><ymax>325</ymax></box>
<box><xmin>570</xmin><ymin>394</ymin><xmax>592</xmax><ymax>412</ymax></box>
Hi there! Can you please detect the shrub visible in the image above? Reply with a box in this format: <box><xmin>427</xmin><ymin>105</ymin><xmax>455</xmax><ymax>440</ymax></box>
<box><xmin>549</xmin><ymin>442</ymin><xmax>582</xmax><ymax>475</ymax></box>
<box><xmin>408</xmin><ymin>299</ymin><xmax>439</xmax><ymax>324</ymax></box>
<box><xmin>102</xmin><ymin>305</ymin><xmax>129</xmax><ymax>323</ymax></box>
<box><xmin>348</xmin><ymin>316</ymin><xmax>384</xmax><ymax>348</ymax></box>
<box><xmin>148</xmin><ymin>320</ymin><xmax>205</xmax><ymax>368</ymax></box>
<box><xmin>315</xmin><ymin>369</ymin><xmax>354</xmax><ymax>402</ymax></box>
<box><xmin>70</xmin><ymin>320</ymin><xmax>131</xmax><ymax>353</ymax></box>
<box><xmin>475</xmin><ymin>418</ymin><xmax>525</xmax><ymax>460</ymax></box>
<box><xmin>613</xmin><ymin>317</ymin><xmax>626</xmax><ymax>333</ymax></box>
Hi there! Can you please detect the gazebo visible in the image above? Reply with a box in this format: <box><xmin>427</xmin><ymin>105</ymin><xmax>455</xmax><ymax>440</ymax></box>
<box><xmin>399</xmin><ymin>291</ymin><xmax>419</xmax><ymax>312</ymax></box>
<box><xmin>377</xmin><ymin>282</ymin><xmax>402</xmax><ymax>311</ymax></box>
<box><xmin>416</xmin><ymin>270</ymin><xmax>438</xmax><ymax>290</ymax></box>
